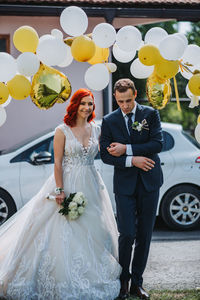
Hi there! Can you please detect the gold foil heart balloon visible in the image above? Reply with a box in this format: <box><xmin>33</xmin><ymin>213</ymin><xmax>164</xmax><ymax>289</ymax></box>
<box><xmin>31</xmin><ymin>64</ymin><xmax>71</xmax><ymax>109</ymax></box>
<box><xmin>146</xmin><ymin>72</ymin><xmax>171</xmax><ymax>110</ymax></box>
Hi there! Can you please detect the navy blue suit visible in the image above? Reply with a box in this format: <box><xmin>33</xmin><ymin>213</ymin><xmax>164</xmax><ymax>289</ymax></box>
<box><xmin>100</xmin><ymin>103</ymin><xmax>163</xmax><ymax>285</ymax></box>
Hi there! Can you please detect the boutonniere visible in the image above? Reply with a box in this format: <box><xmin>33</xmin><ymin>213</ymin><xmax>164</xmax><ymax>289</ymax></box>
<box><xmin>132</xmin><ymin>119</ymin><xmax>149</xmax><ymax>133</ymax></box>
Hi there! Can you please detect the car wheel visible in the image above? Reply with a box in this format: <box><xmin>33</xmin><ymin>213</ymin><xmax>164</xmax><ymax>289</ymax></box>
<box><xmin>0</xmin><ymin>189</ymin><xmax>17</xmax><ymax>225</ymax></box>
<box><xmin>160</xmin><ymin>185</ymin><xmax>200</xmax><ymax>230</ymax></box>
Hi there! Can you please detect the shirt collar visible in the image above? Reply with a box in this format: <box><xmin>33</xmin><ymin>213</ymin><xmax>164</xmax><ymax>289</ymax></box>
<box><xmin>121</xmin><ymin>102</ymin><xmax>137</xmax><ymax>118</ymax></box>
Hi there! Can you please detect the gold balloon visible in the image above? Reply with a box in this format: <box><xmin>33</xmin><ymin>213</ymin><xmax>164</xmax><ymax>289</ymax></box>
<box><xmin>0</xmin><ymin>82</ymin><xmax>9</xmax><ymax>104</ymax></box>
<box><xmin>138</xmin><ymin>44</ymin><xmax>161</xmax><ymax>66</ymax></box>
<box><xmin>154</xmin><ymin>58</ymin><xmax>179</xmax><ymax>80</ymax></box>
<box><xmin>146</xmin><ymin>72</ymin><xmax>171</xmax><ymax>110</ymax></box>
<box><xmin>31</xmin><ymin>64</ymin><xmax>71</xmax><ymax>109</ymax></box>
<box><xmin>7</xmin><ymin>75</ymin><xmax>31</xmax><ymax>100</ymax></box>
<box><xmin>71</xmin><ymin>35</ymin><xmax>96</xmax><ymax>62</ymax></box>
<box><xmin>88</xmin><ymin>46</ymin><xmax>109</xmax><ymax>65</ymax></box>
<box><xmin>13</xmin><ymin>25</ymin><xmax>39</xmax><ymax>53</ymax></box>
<box><xmin>188</xmin><ymin>74</ymin><xmax>200</xmax><ymax>96</ymax></box>
<box><xmin>197</xmin><ymin>114</ymin><xmax>200</xmax><ymax>124</ymax></box>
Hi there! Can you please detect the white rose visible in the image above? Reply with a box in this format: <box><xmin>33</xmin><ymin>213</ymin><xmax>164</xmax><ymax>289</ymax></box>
<box><xmin>137</xmin><ymin>124</ymin><xmax>142</xmax><ymax>131</ymax></box>
<box><xmin>68</xmin><ymin>201</ymin><xmax>77</xmax><ymax>209</ymax></box>
<box><xmin>73</xmin><ymin>192</ymin><xmax>83</xmax><ymax>203</ymax></box>
<box><xmin>68</xmin><ymin>210</ymin><xmax>79</xmax><ymax>220</ymax></box>
<box><xmin>78</xmin><ymin>206</ymin><xmax>85</xmax><ymax>215</ymax></box>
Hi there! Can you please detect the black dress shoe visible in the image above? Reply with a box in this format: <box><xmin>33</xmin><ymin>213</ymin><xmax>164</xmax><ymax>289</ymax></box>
<box><xmin>130</xmin><ymin>285</ymin><xmax>150</xmax><ymax>299</ymax></box>
<box><xmin>118</xmin><ymin>279</ymin><xmax>129</xmax><ymax>299</ymax></box>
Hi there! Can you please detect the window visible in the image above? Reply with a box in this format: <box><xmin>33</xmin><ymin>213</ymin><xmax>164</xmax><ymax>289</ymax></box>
<box><xmin>182</xmin><ymin>130</ymin><xmax>200</xmax><ymax>150</ymax></box>
<box><xmin>161</xmin><ymin>131</ymin><xmax>174</xmax><ymax>152</ymax></box>
<box><xmin>0</xmin><ymin>34</ymin><xmax>10</xmax><ymax>52</ymax></box>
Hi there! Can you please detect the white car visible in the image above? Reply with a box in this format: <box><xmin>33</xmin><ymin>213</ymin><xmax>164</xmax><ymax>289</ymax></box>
<box><xmin>0</xmin><ymin>122</ymin><xmax>200</xmax><ymax>230</ymax></box>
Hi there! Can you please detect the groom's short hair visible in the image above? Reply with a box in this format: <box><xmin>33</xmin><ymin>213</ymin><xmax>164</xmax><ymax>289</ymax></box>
<box><xmin>114</xmin><ymin>78</ymin><xmax>136</xmax><ymax>94</ymax></box>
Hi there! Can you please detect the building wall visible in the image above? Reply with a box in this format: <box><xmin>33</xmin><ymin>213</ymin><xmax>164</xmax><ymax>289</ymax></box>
<box><xmin>0</xmin><ymin>16</ymin><xmax>105</xmax><ymax>150</ymax></box>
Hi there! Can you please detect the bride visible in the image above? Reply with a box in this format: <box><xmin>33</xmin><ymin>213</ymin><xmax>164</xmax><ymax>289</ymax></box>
<box><xmin>0</xmin><ymin>88</ymin><xmax>121</xmax><ymax>300</ymax></box>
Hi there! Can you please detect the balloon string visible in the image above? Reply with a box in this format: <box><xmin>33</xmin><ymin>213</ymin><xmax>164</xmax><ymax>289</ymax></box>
<box><xmin>173</xmin><ymin>76</ymin><xmax>181</xmax><ymax>112</ymax></box>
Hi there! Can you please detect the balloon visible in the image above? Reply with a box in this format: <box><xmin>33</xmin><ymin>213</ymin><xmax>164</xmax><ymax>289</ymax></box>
<box><xmin>7</xmin><ymin>75</ymin><xmax>31</xmax><ymax>100</ymax></box>
<box><xmin>92</xmin><ymin>23</ymin><xmax>116</xmax><ymax>48</ymax></box>
<box><xmin>84</xmin><ymin>63</ymin><xmax>109</xmax><ymax>91</ymax></box>
<box><xmin>0</xmin><ymin>107</ymin><xmax>6</xmax><ymax>127</ymax></box>
<box><xmin>181</xmin><ymin>45</ymin><xmax>200</xmax><ymax>66</ymax></box>
<box><xmin>194</xmin><ymin>123</ymin><xmax>200</xmax><ymax>144</ymax></box>
<box><xmin>0</xmin><ymin>95</ymin><xmax>12</xmax><ymax>108</ymax></box>
<box><xmin>71</xmin><ymin>35</ymin><xmax>95</xmax><ymax>62</ymax></box>
<box><xmin>60</xmin><ymin>6</ymin><xmax>88</xmax><ymax>36</ymax></box>
<box><xmin>138</xmin><ymin>44</ymin><xmax>161</xmax><ymax>66</ymax></box>
<box><xmin>105</xmin><ymin>63</ymin><xmax>117</xmax><ymax>73</ymax></box>
<box><xmin>0</xmin><ymin>82</ymin><xmax>9</xmax><ymax>104</ymax></box>
<box><xmin>146</xmin><ymin>72</ymin><xmax>171</xmax><ymax>110</ymax></box>
<box><xmin>130</xmin><ymin>58</ymin><xmax>154</xmax><ymax>79</ymax></box>
<box><xmin>57</xmin><ymin>44</ymin><xmax>73</xmax><ymax>67</ymax></box>
<box><xmin>13</xmin><ymin>25</ymin><xmax>39</xmax><ymax>53</ymax></box>
<box><xmin>180</xmin><ymin>64</ymin><xmax>196</xmax><ymax>80</ymax></box>
<box><xmin>185</xmin><ymin>84</ymin><xmax>199</xmax><ymax>108</ymax></box>
<box><xmin>188</xmin><ymin>74</ymin><xmax>200</xmax><ymax>96</ymax></box>
<box><xmin>31</xmin><ymin>64</ymin><xmax>71</xmax><ymax>109</ymax></box>
<box><xmin>0</xmin><ymin>52</ymin><xmax>17</xmax><ymax>82</ymax></box>
<box><xmin>51</xmin><ymin>29</ymin><xmax>63</xmax><ymax>40</ymax></box>
<box><xmin>154</xmin><ymin>58</ymin><xmax>179</xmax><ymax>80</ymax></box>
<box><xmin>112</xmin><ymin>43</ymin><xmax>136</xmax><ymax>63</ymax></box>
<box><xmin>197</xmin><ymin>115</ymin><xmax>200</xmax><ymax>124</ymax></box>
<box><xmin>37</xmin><ymin>36</ymin><xmax>67</xmax><ymax>66</ymax></box>
<box><xmin>88</xmin><ymin>46</ymin><xmax>109</xmax><ymax>65</ymax></box>
<box><xmin>17</xmin><ymin>52</ymin><xmax>40</xmax><ymax>76</ymax></box>
<box><xmin>116</xmin><ymin>25</ymin><xmax>142</xmax><ymax>52</ymax></box>
<box><xmin>144</xmin><ymin>27</ymin><xmax>168</xmax><ymax>46</ymax></box>
<box><xmin>172</xmin><ymin>33</ymin><xmax>188</xmax><ymax>48</ymax></box>
<box><xmin>159</xmin><ymin>35</ymin><xmax>186</xmax><ymax>60</ymax></box>
<box><xmin>39</xmin><ymin>34</ymin><xmax>52</xmax><ymax>42</ymax></box>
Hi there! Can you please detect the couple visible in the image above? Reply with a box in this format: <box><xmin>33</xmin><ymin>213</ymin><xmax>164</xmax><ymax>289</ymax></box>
<box><xmin>0</xmin><ymin>78</ymin><xmax>163</xmax><ymax>300</ymax></box>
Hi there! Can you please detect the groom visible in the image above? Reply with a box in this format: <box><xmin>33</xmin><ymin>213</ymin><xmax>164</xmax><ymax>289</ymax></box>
<box><xmin>100</xmin><ymin>78</ymin><xmax>163</xmax><ymax>299</ymax></box>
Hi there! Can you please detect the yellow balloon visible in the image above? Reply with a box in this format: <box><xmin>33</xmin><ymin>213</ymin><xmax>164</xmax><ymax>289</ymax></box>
<box><xmin>7</xmin><ymin>75</ymin><xmax>31</xmax><ymax>100</ymax></box>
<box><xmin>88</xmin><ymin>46</ymin><xmax>109</xmax><ymax>64</ymax></box>
<box><xmin>0</xmin><ymin>82</ymin><xmax>9</xmax><ymax>104</ymax></box>
<box><xmin>154</xmin><ymin>58</ymin><xmax>179</xmax><ymax>80</ymax></box>
<box><xmin>197</xmin><ymin>114</ymin><xmax>200</xmax><ymax>124</ymax></box>
<box><xmin>13</xmin><ymin>26</ymin><xmax>39</xmax><ymax>53</ymax></box>
<box><xmin>188</xmin><ymin>74</ymin><xmax>200</xmax><ymax>96</ymax></box>
<box><xmin>138</xmin><ymin>44</ymin><xmax>161</xmax><ymax>66</ymax></box>
<box><xmin>71</xmin><ymin>35</ymin><xmax>96</xmax><ymax>62</ymax></box>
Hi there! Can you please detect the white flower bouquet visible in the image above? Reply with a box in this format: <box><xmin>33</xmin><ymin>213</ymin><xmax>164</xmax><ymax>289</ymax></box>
<box><xmin>58</xmin><ymin>192</ymin><xmax>87</xmax><ymax>220</ymax></box>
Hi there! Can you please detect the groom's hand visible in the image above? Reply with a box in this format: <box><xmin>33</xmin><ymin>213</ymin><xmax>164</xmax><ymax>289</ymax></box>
<box><xmin>132</xmin><ymin>156</ymin><xmax>155</xmax><ymax>171</ymax></box>
<box><xmin>107</xmin><ymin>142</ymin><xmax>126</xmax><ymax>157</ymax></box>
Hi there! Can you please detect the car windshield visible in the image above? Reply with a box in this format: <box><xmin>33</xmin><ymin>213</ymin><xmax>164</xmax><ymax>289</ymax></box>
<box><xmin>182</xmin><ymin>130</ymin><xmax>200</xmax><ymax>150</ymax></box>
<box><xmin>0</xmin><ymin>129</ymin><xmax>54</xmax><ymax>155</ymax></box>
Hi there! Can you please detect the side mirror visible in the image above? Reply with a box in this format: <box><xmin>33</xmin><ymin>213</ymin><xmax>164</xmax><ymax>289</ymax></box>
<box><xmin>30</xmin><ymin>151</ymin><xmax>52</xmax><ymax>165</ymax></box>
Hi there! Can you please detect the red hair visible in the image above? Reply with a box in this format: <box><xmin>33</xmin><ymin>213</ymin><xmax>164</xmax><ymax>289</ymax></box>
<box><xmin>64</xmin><ymin>88</ymin><xmax>96</xmax><ymax>127</ymax></box>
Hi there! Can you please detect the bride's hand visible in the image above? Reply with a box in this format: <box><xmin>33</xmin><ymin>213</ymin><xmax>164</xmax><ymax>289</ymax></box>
<box><xmin>56</xmin><ymin>192</ymin><xmax>66</xmax><ymax>205</ymax></box>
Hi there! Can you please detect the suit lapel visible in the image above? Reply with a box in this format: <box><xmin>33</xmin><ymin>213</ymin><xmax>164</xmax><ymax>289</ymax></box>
<box><xmin>131</xmin><ymin>103</ymin><xmax>144</xmax><ymax>141</ymax></box>
<box><xmin>116</xmin><ymin>108</ymin><xmax>131</xmax><ymax>142</ymax></box>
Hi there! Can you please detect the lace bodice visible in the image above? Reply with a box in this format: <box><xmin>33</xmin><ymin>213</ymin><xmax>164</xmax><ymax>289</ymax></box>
<box><xmin>56</xmin><ymin>123</ymin><xmax>101</xmax><ymax>170</ymax></box>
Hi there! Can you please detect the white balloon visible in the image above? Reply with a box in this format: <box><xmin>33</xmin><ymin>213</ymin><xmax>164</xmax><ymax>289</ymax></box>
<box><xmin>37</xmin><ymin>36</ymin><xmax>67</xmax><ymax>66</ymax></box>
<box><xmin>173</xmin><ymin>33</ymin><xmax>188</xmax><ymax>48</ymax></box>
<box><xmin>60</xmin><ymin>6</ymin><xmax>88</xmax><ymax>36</ymax></box>
<box><xmin>181</xmin><ymin>44</ymin><xmax>200</xmax><ymax>66</ymax></box>
<box><xmin>145</xmin><ymin>27</ymin><xmax>168</xmax><ymax>46</ymax></box>
<box><xmin>0</xmin><ymin>95</ymin><xmax>12</xmax><ymax>108</ymax></box>
<box><xmin>105</xmin><ymin>63</ymin><xmax>117</xmax><ymax>73</ymax></box>
<box><xmin>194</xmin><ymin>123</ymin><xmax>200</xmax><ymax>144</ymax></box>
<box><xmin>39</xmin><ymin>34</ymin><xmax>52</xmax><ymax>42</ymax></box>
<box><xmin>0</xmin><ymin>53</ymin><xmax>17</xmax><ymax>82</ymax></box>
<box><xmin>130</xmin><ymin>58</ymin><xmax>154</xmax><ymax>79</ymax></box>
<box><xmin>116</xmin><ymin>26</ymin><xmax>142</xmax><ymax>52</ymax></box>
<box><xmin>0</xmin><ymin>107</ymin><xmax>6</xmax><ymax>127</ymax></box>
<box><xmin>137</xmin><ymin>40</ymin><xmax>144</xmax><ymax>51</ymax></box>
<box><xmin>112</xmin><ymin>43</ymin><xmax>136</xmax><ymax>63</ymax></box>
<box><xmin>159</xmin><ymin>35</ymin><xmax>186</xmax><ymax>60</ymax></box>
<box><xmin>51</xmin><ymin>29</ymin><xmax>63</xmax><ymax>40</ymax></box>
<box><xmin>84</xmin><ymin>63</ymin><xmax>109</xmax><ymax>91</ymax></box>
<box><xmin>92</xmin><ymin>23</ymin><xmax>116</xmax><ymax>48</ymax></box>
<box><xmin>57</xmin><ymin>44</ymin><xmax>73</xmax><ymax>67</ymax></box>
<box><xmin>186</xmin><ymin>84</ymin><xmax>200</xmax><ymax>108</ymax></box>
<box><xmin>17</xmin><ymin>52</ymin><xmax>40</xmax><ymax>76</ymax></box>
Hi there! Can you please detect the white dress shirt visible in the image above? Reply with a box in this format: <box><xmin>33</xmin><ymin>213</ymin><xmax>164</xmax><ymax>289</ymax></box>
<box><xmin>121</xmin><ymin>102</ymin><xmax>137</xmax><ymax>167</ymax></box>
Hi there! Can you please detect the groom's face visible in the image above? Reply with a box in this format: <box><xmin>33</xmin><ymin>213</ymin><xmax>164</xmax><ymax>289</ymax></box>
<box><xmin>114</xmin><ymin>88</ymin><xmax>136</xmax><ymax>114</ymax></box>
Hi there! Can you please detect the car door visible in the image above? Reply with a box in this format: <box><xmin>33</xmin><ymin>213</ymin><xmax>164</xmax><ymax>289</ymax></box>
<box><xmin>159</xmin><ymin>130</ymin><xmax>175</xmax><ymax>180</ymax></box>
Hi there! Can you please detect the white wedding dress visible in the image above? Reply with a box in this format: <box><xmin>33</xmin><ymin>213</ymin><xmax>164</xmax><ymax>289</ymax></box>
<box><xmin>0</xmin><ymin>123</ymin><xmax>121</xmax><ymax>300</ymax></box>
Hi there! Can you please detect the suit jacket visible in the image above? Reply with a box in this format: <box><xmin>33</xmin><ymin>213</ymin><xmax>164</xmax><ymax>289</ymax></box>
<box><xmin>100</xmin><ymin>104</ymin><xmax>164</xmax><ymax>195</ymax></box>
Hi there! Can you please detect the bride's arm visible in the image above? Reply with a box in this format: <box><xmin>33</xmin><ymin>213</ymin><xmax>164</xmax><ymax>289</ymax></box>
<box><xmin>53</xmin><ymin>128</ymin><xmax>66</xmax><ymax>205</ymax></box>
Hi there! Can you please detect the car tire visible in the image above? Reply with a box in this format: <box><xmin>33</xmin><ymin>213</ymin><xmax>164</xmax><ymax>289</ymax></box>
<box><xmin>0</xmin><ymin>189</ymin><xmax>17</xmax><ymax>225</ymax></box>
<box><xmin>160</xmin><ymin>184</ymin><xmax>200</xmax><ymax>230</ymax></box>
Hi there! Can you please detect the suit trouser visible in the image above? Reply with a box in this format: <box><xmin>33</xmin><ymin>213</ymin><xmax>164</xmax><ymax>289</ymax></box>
<box><xmin>115</xmin><ymin>174</ymin><xmax>159</xmax><ymax>286</ymax></box>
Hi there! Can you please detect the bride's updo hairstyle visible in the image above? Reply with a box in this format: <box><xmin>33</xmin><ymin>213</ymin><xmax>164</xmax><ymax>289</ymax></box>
<box><xmin>64</xmin><ymin>88</ymin><xmax>95</xmax><ymax>127</ymax></box>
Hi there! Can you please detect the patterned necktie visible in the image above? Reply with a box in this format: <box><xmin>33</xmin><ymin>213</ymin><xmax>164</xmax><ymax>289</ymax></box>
<box><xmin>126</xmin><ymin>113</ymin><xmax>133</xmax><ymax>136</ymax></box>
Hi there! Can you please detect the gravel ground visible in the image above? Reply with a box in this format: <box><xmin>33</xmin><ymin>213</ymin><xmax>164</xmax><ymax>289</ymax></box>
<box><xmin>143</xmin><ymin>240</ymin><xmax>200</xmax><ymax>290</ymax></box>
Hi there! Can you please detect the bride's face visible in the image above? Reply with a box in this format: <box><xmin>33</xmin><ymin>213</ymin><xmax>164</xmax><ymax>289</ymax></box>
<box><xmin>77</xmin><ymin>96</ymin><xmax>94</xmax><ymax>119</ymax></box>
